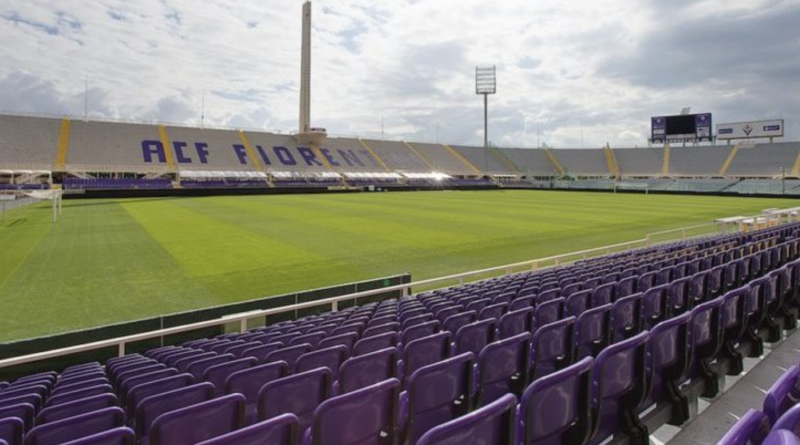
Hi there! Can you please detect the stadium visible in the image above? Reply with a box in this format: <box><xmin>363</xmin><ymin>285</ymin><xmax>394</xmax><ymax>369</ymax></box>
<box><xmin>1</xmin><ymin>1</ymin><xmax>800</xmax><ymax>445</ymax></box>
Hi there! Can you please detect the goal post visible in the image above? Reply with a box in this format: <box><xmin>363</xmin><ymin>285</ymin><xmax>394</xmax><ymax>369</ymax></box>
<box><xmin>0</xmin><ymin>189</ymin><xmax>63</xmax><ymax>224</ymax></box>
<box><xmin>613</xmin><ymin>182</ymin><xmax>650</xmax><ymax>195</ymax></box>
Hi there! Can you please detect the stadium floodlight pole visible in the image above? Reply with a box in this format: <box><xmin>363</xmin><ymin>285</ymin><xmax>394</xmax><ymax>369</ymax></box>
<box><xmin>476</xmin><ymin>65</ymin><xmax>497</xmax><ymax>171</ymax></box>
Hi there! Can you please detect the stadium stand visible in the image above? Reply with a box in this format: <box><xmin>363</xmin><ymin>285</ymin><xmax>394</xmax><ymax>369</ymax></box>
<box><xmin>549</xmin><ymin>149</ymin><xmax>610</xmax><ymax>177</ymax></box>
<box><xmin>364</xmin><ymin>140</ymin><xmax>431</xmax><ymax>173</ymax></box>
<box><xmin>452</xmin><ymin>145</ymin><xmax>511</xmax><ymax>175</ymax></box>
<box><xmin>67</xmin><ymin>120</ymin><xmax>169</xmax><ymax>174</ymax></box>
<box><xmin>408</xmin><ymin>143</ymin><xmax>476</xmax><ymax>176</ymax></box>
<box><xmin>669</xmin><ymin>145</ymin><xmax>730</xmax><ymax>177</ymax></box>
<box><xmin>501</xmin><ymin>148</ymin><xmax>555</xmax><ymax>177</ymax></box>
<box><xmin>614</xmin><ymin>147</ymin><xmax>665</xmax><ymax>177</ymax></box>
<box><xmin>727</xmin><ymin>143</ymin><xmax>800</xmax><ymax>178</ymax></box>
<box><xmin>1</xmin><ymin>221</ymin><xmax>799</xmax><ymax>445</ymax></box>
<box><xmin>0</xmin><ymin>115</ymin><xmax>61</xmax><ymax>170</ymax></box>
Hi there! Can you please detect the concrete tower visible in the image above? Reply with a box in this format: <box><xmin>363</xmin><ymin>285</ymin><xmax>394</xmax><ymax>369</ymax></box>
<box><xmin>299</xmin><ymin>1</ymin><xmax>312</xmax><ymax>133</ymax></box>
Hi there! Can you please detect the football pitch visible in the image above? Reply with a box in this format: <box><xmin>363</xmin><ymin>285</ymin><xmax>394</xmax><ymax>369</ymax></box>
<box><xmin>0</xmin><ymin>190</ymin><xmax>795</xmax><ymax>342</ymax></box>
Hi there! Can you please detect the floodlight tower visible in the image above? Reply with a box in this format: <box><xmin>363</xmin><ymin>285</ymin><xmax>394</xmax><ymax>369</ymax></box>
<box><xmin>476</xmin><ymin>66</ymin><xmax>496</xmax><ymax>171</ymax></box>
<box><xmin>297</xmin><ymin>1</ymin><xmax>326</xmax><ymax>144</ymax></box>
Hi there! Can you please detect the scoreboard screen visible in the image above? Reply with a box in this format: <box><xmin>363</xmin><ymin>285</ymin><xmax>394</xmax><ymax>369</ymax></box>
<box><xmin>652</xmin><ymin>113</ymin><xmax>713</xmax><ymax>143</ymax></box>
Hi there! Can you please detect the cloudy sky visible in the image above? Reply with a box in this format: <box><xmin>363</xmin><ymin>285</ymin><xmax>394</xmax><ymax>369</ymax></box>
<box><xmin>0</xmin><ymin>0</ymin><xmax>798</xmax><ymax>148</ymax></box>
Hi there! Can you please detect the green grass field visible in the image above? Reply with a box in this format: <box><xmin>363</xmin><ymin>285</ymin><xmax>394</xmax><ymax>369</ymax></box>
<box><xmin>0</xmin><ymin>190</ymin><xmax>796</xmax><ymax>342</ymax></box>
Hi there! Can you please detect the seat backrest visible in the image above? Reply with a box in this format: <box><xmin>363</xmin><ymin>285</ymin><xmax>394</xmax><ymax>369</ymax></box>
<box><xmin>763</xmin><ymin>430</ymin><xmax>800</xmax><ymax>445</ymax></box>
<box><xmin>188</xmin><ymin>354</ymin><xmax>235</xmax><ymax>381</ymax></box>
<box><xmin>590</xmin><ymin>282</ymin><xmax>615</xmax><ymax>307</ymax></box>
<box><xmin>241</xmin><ymin>343</ymin><xmax>284</xmax><ymax>362</ymax></box>
<box><xmin>717</xmin><ymin>409</ymin><xmax>770</xmax><ymax>445</ymax></box>
<box><xmin>476</xmin><ymin>332</ymin><xmax>530</xmax><ymax>407</ymax></box>
<box><xmin>574</xmin><ymin>304</ymin><xmax>612</xmax><ymax>360</ymax></box>
<box><xmin>135</xmin><ymin>382</ymin><xmax>215</xmax><ymax>438</ymax></box>
<box><xmin>478</xmin><ymin>304</ymin><xmax>508</xmax><ymax>322</ymax></box>
<box><xmin>310</xmin><ymin>379</ymin><xmax>400</xmax><ymax>445</ymax></box>
<box><xmin>642</xmin><ymin>284</ymin><xmax>670</xmax><ymax>330</ymax></box>
<box><xmin>24</xmin><ymin>407</ymin><xmax>125</xmax><ymax>445</ymax></box>
<box><xmin>204</xmin><ymin>358</ymin><xmax>258</xmax><ymax>397</ymax></box>
<box><xmin>45</xmin><ymin>384</ymin><xmax>111</xmax><ymax>408</ymax></box>
<box><xmin>443</xmin><ymin>312</ymin><xmax>478</xmax><ymax>337</ymax></box>
<box><xmin>531</xmin><ymin>317</ymin><xmax>575</xmax><ymax>381</ymax></box>
<box><xmin>414</xmin><ymin>393</ymin><xmax>517</xmax><ymax>445</ymax></box>
<box><xmin>257</xmin><ymin>367</ymin><xmax>331</xmax><ymax>433</ymax></box>
<box><xmin>0</xmin><ymin>416</ymin><xmax>24</xmax><ymax>445</ymax></box>
<box><xmin>764</xmin><ymin>366</ymin><xmax>800</xmax><ymax>424</ymax></box>
<box><xmin>497</xmin><ymin>308</ymin><xmax>532</xmax><ymax>340</ymax></box>
<box><xmin>295</xmin><ymin>346</ymin><xmax>348</xmax><ymax>380</ymax></box>
<box><xmin>58</xmin><ymin>427</ymin><xmax>135</xmax><ymax>445</ymax></box>
<box><xmin>403</xmin><ymin>332</ymin><xmax>452</xmax><ymax>380</ymax></box>
<box><xmin>455</xmin><ymin>319</ymin><xmax>496</xmax><ymax>357</ymax></box>
<box><xmin>150</xmin><ymin>394</ymin><xmax>246</xmax><ymax>445</ymax></box>
<box><xmin>773</xmin><ymin>403</ymin><xmax>800</xmax><ymax>437</ymax></box>
<box><xmin>126</xmin><ymin>373</ymin><xmax>194</xmax><ymax>416</ymax></box>
<box><xmin>564</xmin><ymin>290</ymin><xmax>592</xmax><ymax>318</ymax></box>
<box><xmin>354</xmin><ymin>333</ymin><xmax>398</xmax><ymax>357</ymax></box>
<box><xmin>611</xmin><ymin>293</ymin><xmax>643</xmax><ymax>342</ymax></box>
<box><xmin>519</xmin><ymin>357</ymin><xmax>593</xmax><ymax>445</ymax></box>
<box><xmin>317</xmin><ymin>333</ymin><xmax>359</xmax><ymax>356</ymax></box>
<box><xmin>669</xmin><ymin>276</ymin><xmax>692</xmax><ymax>314</ymax></box>
<box><xmin>401</xmin><ymin>321</ymin><xmax>439</xmax><ymax>345</ymax></box>
<box><xmin>264</xmin><ymin>344</ymin><xmax>314</xmax><ymax>369</ymax></box>
<box><xmin>193</xmin><ymin>413</ymin><xmax>299</xmax><ymax>445</ymax></box>
<box><xmin>405</xmin><ymin>353</ymin><xmax>475</xmax><ymax>445</ymax></box>
<box><xmin>119</xmin><ymin>368</ymin><xmax>179</xmax><ymax>400</ymax></box>
<box><xmin>590</xmin><ymin>331</ymin><xmax>649</xmax><ymax>445</ymax></box>
<box><xmin>362</xmin><ymin>323</ymin><xmax>400</xmax><ymax>340</ymax></box>
<box><xmin>615</xmin><ymin>276</ymin><xmax>636</xmax><ymax>299</ymax></box>
<box><xmin>36</xmin><ymin>393</ymin><xmax>119</xmax><ymax>425</ymax></box>
<box><xmin>640</xmin><ymin>312</ymin><xmax>691</xmax><ymax>411</ymax></box>
<box><xmin>532</xmin><ymin>298</ymin><xmax>564</xmax><ymax>333</ymax></box>
<box><xmin>0</xmin><ymin>403</ymin><xmax>35</xmax><ymax>432</ymax></box>
<box><xmin>338</xmin><ymin>348</ymin><xmax>398</xmax><ymax>395</ymax></box>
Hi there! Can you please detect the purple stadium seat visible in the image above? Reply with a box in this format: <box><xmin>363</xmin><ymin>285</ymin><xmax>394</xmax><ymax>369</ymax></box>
<box><xmin>24</xmin><ymin>407</ymin><xmax>126</xmax><ymax>445</ymax></box>
<box><xmin>564</xmin><ymin>290</ymin><xmax>591</xmax><ymax>318</ymax></box>
<box><xmin>240</xmin><ymin>343</ymin><xmax>284</xmax><ymax>362</ymax></box>
<box><xmin>530</xmin><ymin>317</ymin><xmax>575</xmax><ymax>381</ymax></box>
<box><xmin>532</xmin><ymin>298</ymin><xmax>563</xmax><ymax>333</ymax></box>
<box><xmin>120</xmin><ymin>369</ymin><xmax>181</xmax><ymax>402</ymax></box>
<box><xmin>717</xmin><ymin>409</ymin><xmax>770</xmax><ymax>445</ymax></box>
<box><xmin>125</xmin><ymin>373</ymin><xmax>194</xmax><ymax>417</ymax></box>
<box><xmin>455</xmin><ymin>319</ymin><xmax>496</xmax><ymax>357</ymax></box>
<box><xmin>36</xmin><ymin>393</ymin><xmax>119</xmax><ymax>425</ymax></box>
<box><xmin>687</xmin><ymin>297</ymin><xmax>724</xmax><ymax>398</ymax></box>
<box><xmin>0</xmin><ymin>403</ymin><xmax>35</xmax><ymax>432</ymax></box>
<box><xmin>258</xmin><ymin>368</ymin><xmax>332</xmax><ymax>432</ymax></box>
<box><xmin>134</xmin><ymin>383</ymin><xmax>215</xmax><ymax>440</ymax></box>
<box><xmin>0</xmin><ymin>386</ymin><xmax>48</xmax><ymax>405</ymax></box>
<box><xmin>187</xmin><ymin>354</ymin><xmax>235</xmax><ymax>381</ymax></box>
<box><xmin>353</xmin><ymin>332</ymin><xmax>398</xmax><ymax>357</ymax></box>
<box><xmin>413</xmin><ymin>393</ymin><xmax>517</xmax><ymax>445</ymax></box>
<box><xmin>591</xmin><ymin>282</ymin><xmax>615</xmax><ymax>307</ymax></box>
<box><xmin>194</xmin><ymin>414</ymin><xmax>299</xmax><ymax>445</ymax></box>
<box><xmin>669</xmin><ymin>277</ymin><xmax>692</xmax><ymax>314</ymax></box>
<box><xmin>478</xmin><ymin>304</ymin><xmax>508</xmax><ymax>322</ymax></box>
<box><xmin>764</xmin><ymin>366</ymin><xmax>800</xmax><ymax>424</ymax></box>
<box><xmin>402</xmin><ymin>332</ymin><xmax>452</xmax><ymax>382</ymax></box>
<box><xmin>616</xmin><ymin>276</ymin><xmax>636</xmax><ymax>299</ymax></box>
<box><xmin>362</xmin><ymin>323</ymin><xmax>400</xmax><ymax>339</ymax></box>
<box><xmin>642</xmin><ymin>285</ymin><xmax>670</xmax><ymax>329</ymax></box>
<box><xmin>400</xmin><ymin>353</ymin><xmax>474</xmax><ymax>445</ymax></box>
<box><xmin>573</xmin><ymin>304</ymin><xmax>612</xmax><ymax>360</ymax></box>
<box><xmin>225</xmin><ymin>361</ymin><xmax>289</xmax><ymax>423</ymax></box>
<box><xmin>317</xmin><ymin>333</ymin><xmax>359</xmax><ymax>356</ymax></box>
<box><xmin>290</xmin><ymin>333</ymin><xmax>325</xmax><ymax>349</ymax></box>
<box><xmin>498</xmin><ymin>308</ymin><xmax>533</xmax><ymax>339</ymax></box>
<box><xmin>720</xmin><ymin>286</ymin><xmax>750</xmax><ymax>376</ymax></box>
<box><xmin>0</xmin><ymin>418</ymin><xmax>24</xmax><ymax>445</ymax></box>
<box><xmin>443</xmin><ymin>312</ymin><xmax>478</xmax><ymax>337</ymax></box>
<box><xmin>204</xmin><ymin>358</ymin><xmax>258</xmax><ymax>397</ymax></box>
<box><xmin>764</xmin><ymin>431</ymin><xmax>800</xmax><ymax>445</ymax></box>
<box><xmin>337</xmin><ymin>348</ymin><xmax>398</xmax><ymax>395</ymax></box>
<box><xmin>401</xmin><ymin>321</ymin><xmax>440</xmax><ymax>346</ymax></box>
<box><xmin>476</xmin><ymin>333</ymin><xmax>531</xmax><ymax>406</ymax></box>
<box><xmin>305</xmin><ymin>379</ymin><xmax>400</xmax><ymax>445</ymax></box>
<box><xmin>0</xmin><ymin>394</ymin><xmax>43</xmax><ymax>416</ymax></box>
<box><xmin>264</xmin><ymin>344</ymin><xmax>314</xmax><ymax>369</ymax></box>
<box><xmin>638</xmin><ymin>312</ymin><xmax>691</xmax><ymax>424</ymax></box>
<box><xmin>509</xmin><ymin>296</ymin><xmax>536</xmax><ymax>312</ymax></box>
<box><xmin>401</xmin><ymin>314</ymin><xmax>433</xmax><ymax>331</ymax></box>
<box><xmin>295</xmin><ymin>346</ymin><xmax>348</xmax><ymax>379</ymax></box>
<box><xmin>774</xmin><ymin>404</ymin><xmax>800</xmax><ymax>439</ymax></box>
<box><xmin>53</xmin><ymin>377</ymin><xmax>109</xmax><ymax>398</ymax></box>
<box><xmin>58</xmin><ymin>370</ymin><xmax>106</xmax><ymax>387</ymax></box>
<box><xmin>49</xmin><ymin>383</ymin><xmax>114</xmax><ymax>408</ymax></box>
<box><xmin>149</xmin><ymin>394</ymin><xmax>245</xmax><ymax>445</ymax></box>
<box><xmin>611</xmin><ymin>293</ymin><xmax>643</xmax><ymax>342</ymax></box>
<box><xmin>58</xmin><ymin>427</ymin><xmax>135</xmax><ymax>445</ymax></box>
<box><xmin>589</xmin><ymin>331</ymin><xmax>649</xmax><ymax>445</ymax></box>
<box><xmin>518</xmin><ymin>357</ymin><xmax>593</xmax><ymax>445</ymax></box>
<box><xmin>176</xmin><ymin>352</ymin><xmax>218</xmax><ymax>373</ymax></box>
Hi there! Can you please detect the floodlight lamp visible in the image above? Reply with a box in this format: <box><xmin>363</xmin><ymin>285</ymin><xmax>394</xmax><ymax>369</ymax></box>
<box><xmin>476</xmin><ymin>65</ymin><xmax>497</xmax><ymax>95</ymax></box>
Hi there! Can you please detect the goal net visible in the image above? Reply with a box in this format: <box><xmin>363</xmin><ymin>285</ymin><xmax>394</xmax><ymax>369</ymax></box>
<box><xmin>0</xmin><ymin>189</ymin><xmax>63</xmax><ymax>223</ymax></box>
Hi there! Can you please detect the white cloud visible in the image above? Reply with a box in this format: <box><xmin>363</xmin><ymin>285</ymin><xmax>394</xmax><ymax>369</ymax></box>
<box><xmin>0</xmin><ymin>0</ymin><xmax>797</xmax><ymax>148</ymax></box>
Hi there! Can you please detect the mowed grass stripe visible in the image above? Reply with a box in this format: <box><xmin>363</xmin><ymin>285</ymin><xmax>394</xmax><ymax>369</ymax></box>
<box><xmin>0</xmin><ymin>190</ymin><xmax>796</xmax><ymax>342</ymax></box>
<box><xmin>0</xmin><ymin>200</ymin><xmax>217</xmax><ymax>342</ymax></box>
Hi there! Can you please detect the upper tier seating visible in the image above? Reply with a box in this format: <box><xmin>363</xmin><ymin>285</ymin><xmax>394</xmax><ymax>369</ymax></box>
<box><xmin>3</xmin><ymin>222</ymin><xmax>800</xmax><ymax>445</ymax></box>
